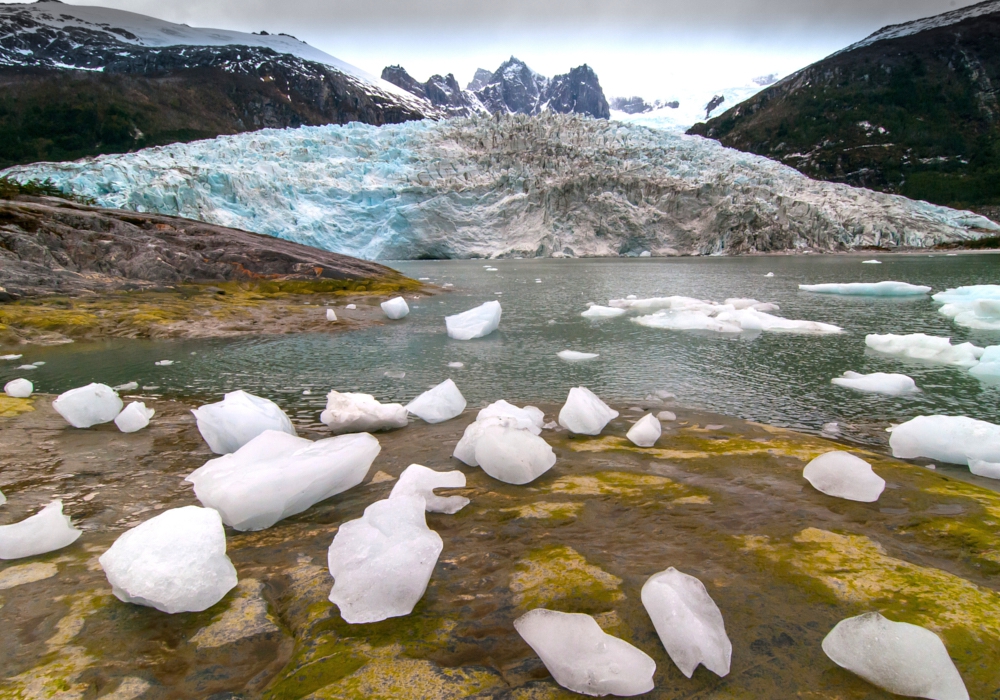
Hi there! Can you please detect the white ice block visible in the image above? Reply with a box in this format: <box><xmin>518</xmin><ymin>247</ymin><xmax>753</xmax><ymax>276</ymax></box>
<box><xmin>326</xmin><ymin>308</ymin><xmax>338</xmax><ymax>321</ymax></box>
<box><xmin>969</xmin><ymin>345</ymin><xmax>1000</xmax><ymax>379</ymax></box>
<box><xmin>799</xmin><ymin>281</ymin><xmax>931</xmax><ymax>296</ymax></box>
<box><xmin>803</xmin><ymin>451</ymin><xmax>885</xmax><ymax>502</ymax></box>
<box><xmin>558</xmin><ymin>387</ymin><xmax>619</xmax><ymax>435</ymax></box>
<box><xmin>581</xmin><ymin>305</ymin><xmax>626</xmax><ymax>319</ymax></box>
<box><xmin>389</xmin><ymin>464</ymin><xmax>469</xmax><ymax>514</ymax></box>
<box><xmin>866</xmin><ymin>333</ymin><xmax>982</xmax><ymax>368</ymax></box>
<box><xmin>831</xmin><ymin>371</ymin><xmax>921</xmax><ymax>396</ymax></box>
<box><xmin>52</xmin><ymin>383</ymin><xmax>123</xmax><ymax>428</ymax></box>
<box><xmin>890</xmin><ymin>415</ymin><xmax>1000</xmax><ymax>465</ymax></box>
<box><xmin>191</xmin><ymin>390</ymin><xmax>296</xmax><ymax>454</ymax></box>
<box><xmin>4</xmin><ymin>378</ymin><xmax>32</xmax><ymax>398</ymax></box>
<box><xmin>446</xmin><ymin>301</ymin><xmax>502</xmax><ymax>340</ymax></box>
<box><xmin>381</xmin><ymin>296</ymin><xmax>410</xmax><ymax>319</ymax></box>
<box><xmin>0</xmin><ymin>501</ymin><xmax>81</xmax><ymax>560</ymax></box>
<box><xmin>933</xmin><ymin>285</ymin><xmax>1000</xmax><ymax>330</ymax></box>
<box><xmin>477</xmin><ymin>400</ymin><xmax>544</xmax><ymax>433</ymax></box>
<box><xmin>969</xmin><ymin>460</ymin><xmax>1000</xmax><ymax>479</ymax></box>
<box><xmin>558</xmin><ymin>350</ymin><xmax>599</xmax><ymax>362</ymax></box>
<box><xmin>627</xmin><ymin>414</ymin><xmax>662</xmax><ymax>447</ymax></box>
<box><xmin>474</xmin><ymin>425</ymin><xmax>556</xmax><ymax>485</ymax></box>
<box><xmin>320</xmin><ymin>391</ymin><xmax>408</xmax><ymax>434</ymax></box>
<box><xmin>406</xmin><ymin>379</ymin><xmax>466</xmax><ymax>423</ymax></box>
<box><xmin>114</xmin><ymin>401</ymin><xmax>155</xmax><ymax>433</ymax></box>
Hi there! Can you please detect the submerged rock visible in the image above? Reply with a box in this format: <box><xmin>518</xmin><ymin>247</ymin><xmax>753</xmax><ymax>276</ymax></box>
<box><xmin>626</xmin><ymin>414</ymin><xmax>661</xmax><ymax>447</ymax></box>
<box><xmin>381</xmin><ymin>296</ymin><xmax>410</xmax><ymax>319</ymax></box>
<box><xmin>889</xmin><ymin>415</ymin><xmax>1000</xmax><ymax>465</ymax></box>
<box><xmin>52</xmin><ymin>383</ymin><xmax>123</xmax><ymax>428</ymax></box>
<box><xmin>389</xmin><ymin>464</ymin><xmax>469</xmax><ymax>514</ymax></box>
<box><xmin>191</xmin><ymin>390</ymin><xmax>296</xmax><ymax>454</ymax></box>
<box><xmin>0</xmin><ymin>501</ymin><xmax>81</xmax><ymax>560</ymax></box>
<box><xmin>803</xmin><ymin>451</ymin><xmax>885</xmax><ymax>502</ymax></box>
<box><xmin>406</xmin><ymin>379</ymin><xmax>466</xmax><ymax>423</ymax></box>
<box><xmin>558</xmin><ymin>387</ymin><xmax>619</xmax><ymax>435</ymax></box>
<box><xmin>320</xmin><ymin>390</ymin><xmax>408</xmax><ymax>434</ymax></box>
<box><xmin>446</xmin><ymin>300</ymin><xmax>501</xmax><ymax>340</ymax></box>
<box><xmin>4</xmin><ymin>378</ymin><xmax>32</xmax><ymax>398</ymax></box>
<box><xmin>114</xmin><ymin>401</ymin><xmax>155</xmax><ymax>433</ymax></box>
<box><xmin>475</xmin><ymin>425</ymin><xmax>556</xmax><ymax>485</ymax></box>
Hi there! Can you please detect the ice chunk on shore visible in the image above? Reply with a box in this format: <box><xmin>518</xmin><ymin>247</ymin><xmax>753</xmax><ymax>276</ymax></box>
<box><xmin>99</xmin><ymin>506</ymin><xmax>238</xmax><ymax>613</ymax></box>
<box><xmin>969</xmin><ymin>346</ymin><xmax>1000</xmax><ymax>380</ymax></box>
<box><xmin>514</xmin><ymin>609</ymin><xmax>656</xmax><ymax>696</ymax></box>
<box><xmin>933</xmin><ymin>285</ymin><xmax>1000</xmax><ymax>330</ymax></box>
<box><xmin>657</xmin><ymin>410</ymin><xmax>676</xmax><ymax>421</ymax></box>
<box><xmin>454</xmin><ymin>400</ymin><xmax>544</xmax><ymax>466</ymax></box>
<box><xmin>192</xmin><ymin>390</ymin><xmax>295</xmax><ymax>454</ymax></box>
<box><xmin>831</xmin><ymin>371</ymin><xmax>921</xmax><ymax>396</ymax></box>
<box><xmin>865</xmin><ymin>333</ymin><xmax>983</xmax><ymax>368</ymax></box>
<box><xmin>627</xmin><ymin>414</ymin><xmax>662</xmax><ymax>447</ymax></box>
<box><xmin>559</xmin><ymin>387</ymin><xmax>619</xmax><ymax>435</ymax></box>
<box><xmin>803</xmin><ymin>451</ymin><xmax>885</xmax><ymax>502</ymax></box>
<box><xmin>52</xmin><ymin>383</ymin><xmax>123</xmax><ymax>429</ymax></box>
<box><xmin>326</xmin><ymin>308</ymin><xmax>338</xmax><ymax>321</ymax></box>
<box><xmin>642</xmin><ymin>568</ymin><xmax>731</xmax><ymax>678</ymax></box>
<box><xmin>381</xmin><ymin>296</ymin><xmax>410</xmax><ymax>319</ymax></box>
<box><xmin>0</xmin><ymin>489</ymin><xmax>5</xmax><ymax>505</ymax></box>
<box><xmin>389</xmin><ymin>464</ymin><xmax>469</xmax><ymax>514</ymax></box>
<box><xmin>446</xmin><ymin>301</ymin><xmax>501</xmax><ymax>340</ymax></box>
<box><xmin>477</xmin><ymin>400</ymin><xmax>544</xmax><ymax>432</ymax></box>
<box><xmin>558</xmin><ymin>350</ymin><xmax>600</xmax><ymax>362</ymax></box>
<box><xmin>406</xmin><ymin>379</ymin><xmax>466</xmax><ymax>423</ymax></box>
<box><xmin>475</xmin><ymin>425</ymin><xmax>556</xmax><ymax>484</ymax></box>
<box><xmin>4</xmin><ymin>378</ymin><xmax>32</xmax><ymax>398</ymax></box>
<box><xmin>822</xmin><ymin>613</ymin><xmax>968</xmax><ymax>700</ymax></box>
<box><xmin>889</xmin><ymin>415</ymin><xmax>1000</xmax><ymax>465</ymax></box>
<box><xmin>799</xmin><ymin>281</ymin><xmax>931</xmax><ymax>296</ymax></box>
<box><xmin>581</xmin><ymin>305</ymin><xmax>627</xmax><ymax>319</ymax></box>
<box><xmin>320</xmin><ymin>391</ymin><xmax>408</xmax><ymax>433</ymax></box>
<box><xmin>346</xmin><ymin>303</ymin><xmax>357</xmax><ymax>309</ymax></box>
<box><xmin>187</xmin><ymin>430</ymin><xmax>379</xmax><ymax>531</ymax></box>
<box><xmin>115</xmin><ymin>401</ymin><xmax>154</xmax><ymax>433</ymax></box>
<box><xmin>969</xmin><ymin>460</ymin><xmax>1000</xmax><ymax>479</ymax></box>
<box><xmin>0</xmin><ymin>501</ymin><xmax>81</xmax><ymax>560</ymax></box>
<box><xmin>328</xmin><ymin>494</ymin><xmax>442</xmax><ymax>623</ymax></box>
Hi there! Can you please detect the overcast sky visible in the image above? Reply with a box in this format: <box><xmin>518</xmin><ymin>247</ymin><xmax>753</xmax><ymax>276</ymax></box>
<box><xmin>34</xmin><ymin>0</ymin><xmax>984</xmax><ymax>96</ymax></box>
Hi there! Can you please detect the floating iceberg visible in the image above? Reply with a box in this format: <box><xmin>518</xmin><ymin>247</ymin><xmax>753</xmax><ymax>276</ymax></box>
<box><xmin>474</xmin><ymin>425</ymin><xmax>556</xmax><ymax>484</ymax></box>
<box><xmin>631</xmin><ymin>301</ymin><xmax>841</xmax><ymax>335</ymax></box>
<box><xmin>389</xmin><ymin>464</ymin><xmax>469</xmax><ymax>514</ymax></box>
<box><xmin>558</xmin><ymin>387</ymin><xmax>619</xmax><ymax>435</ymax></box>
<box><xmin>326</xmin><ymin>308</ymin><xmax>338</xmax><ymax>321</ymax></box>
<box><xmin>0</xmin><ymin>501</ymin><xmax>81</xmax><ymax>560</ymax></box>
<box><xmin>862</xmin><ymin>259</ymin><xmax>882</xmax><ymax>264</ymax></box>
<box><xmin>155</xmin><ymin>360</ymin><xmax>174</xmax><ymax>366</ymax></box>
<box><xmin>611</xmin><ymin>295</ymin><xmax>718</xmax><ymax>314</ymax></box>
<box><xmin>865</xmin><ymin>334</ymin><xmax>983</xmax><ymax>368</ymax></box>
<box><xmin>0</xmin><ymin>354</ymin><xmax>21</xmax><ymax>361</ymax></box>
<box><xmin>328</xmin><ymin>494</ymin><xmax>443</xmax><ymax>623</ymax></box>
<box><xmin>641</xmin><ymin>568</ymin><xmax>732</xmax><ymax>678</ymax></box>
<box><xmin>514</xmin><ymin>609</ymin><xmax>656</xmax><ymax>696</ymax></box>
<box><xmin>406</xmin><ymin>379</ymin><xmax>466</xmax><ymax>423</ymax></box>
<box><xmin>558</xmin><ymin>350</ymin><xmax>599</xmax><ymax>362</ymax></box>
<box><xmin>114</xmin><ymin>401</ymin><xmax>155</xmax><ymax>433</ymax></box>
<box><xmin>969</xmin><ymin>346</ymin><xmax>1000</xmax><ymax>380</ymax></box>
<box><xmin>191</xmin><ymin>390</ymin><xmax>296</xmax><ymax>454</ymax></box>
<box><xmin>831</xmin><ymin>371</ymin><xmax>921</xmax><ymax>396</ymax></box>
<box><xmin>381</xmin><ymin>297</ymin><xmax>410</xmax><ymax>319</ymax></box>
<box><xmin>320</xmin><ymin>391</ymin><xmax>408</xmax><ymax>433</ymax></box>
<box><xmin>799</xmin><ymin>281</ymin><xmax>931</xmax><ymax>296</ymax></box>
<box><xmin>822</xmin><ymin>613</ymin><xmax>968</xmax><ymax>700</ymax></box>
<box><xmin>723</xmin><ymin>298</ymin><xmax>780</xmax><ymax>312</ymax></box>
<box><xmin>4</xmin><ymin>378</ymin><xmax>32</xmax><ymax>399</ymax></box>
<box><xmin>715</xmin><ymin>308</ymin><xmax>842</xmax><ymax>334</ymax></box>
<box><xmin>933</xmin><ymin>285</ymin><xmax>1000</xmax><ymax>330</ymax></box>
<box><xmin>627</xmin><ymin>414</ymin><xmax>662</xmax><ymax>447</ymax></box>
<box><xmin>969</xmin><ymin>459</ymin><xmax>1000</xmax><ymax>479</ymax></box>
<box><xmin>445</xmin><ymin>301</ymin><xmax>501</xmax><ymax>340</ymax></box>
<box><xmin>186</xmin><ymin>430</ymin><xmax>379</xmax><ymax>531</ymax></box>
<box><xmin>52</xmin><ymin>383</ymin><xmax>123</xmax><ymax>429</ymax></box>
<box><xmin>803</xmin><ymin>451</ymin><xmax>885</xmax><ymax>502</ymax></box>
<box><xmin>113</xmin><ymin>381</ymin><xmax>139</xmax><ymax>392</ymax></box>
<box><xmin>581</xmin><ymin>305</ymin><xmax>627</xmax><ymax>319</ymax></box>
<box><xmin>889</xmin><ymin>415</ymin><xmax>1000</xmax><ymax>465</ymax></box>
<box><xmin>634</xmin><ymin>310</ymin><xmax>742</xmax><ymax>333</ymax></box>
<box><xmin>99</xmin><ymin>506</ymin><xmax>238</xmax><ymax>613</ymax></box>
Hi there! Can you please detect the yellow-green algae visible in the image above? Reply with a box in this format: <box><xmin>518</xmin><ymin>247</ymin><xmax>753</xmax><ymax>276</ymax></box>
<box><xmin>900</xmin><ymin>481</ymin><xmax>1000</xmax><ymax>573</ymax></box>
<box><xmin>509</xmin><ymin>545</ymin><xmax>624</xmax><ymax>612</ymax></box>
<box><xmin>547</xmin><ymin>470</ymin><xmax>687</xmax><ymax>499</ymax></box>
<box><xmin>500</xmin><ymin>501</ymin><xmax>584</xmax><ymax>520</ymax></box>
<box><xmin>0</xmin><ymin>395</ymin><xmax>34</xmax><ymax>417</ymax></box>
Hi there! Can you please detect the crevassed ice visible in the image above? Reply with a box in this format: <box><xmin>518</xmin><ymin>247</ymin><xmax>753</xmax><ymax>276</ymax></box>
<box><xmin>865</xmin><ymin>333</ymin><xmax>983</xmax><ymax>368</ymax></box>
<box><xmin>798</xmin><ymin>281</ymin><xmax>931</xmax><ymax>296</ymax></box>
<box><xmin>890</xmin><ymin>415</ymin><xmax>1000</xmax><ymax>466</ymax></box>
<box><xmin>831</xmin><ymin>371</ymin><xmax>921</xmax><ymax>396</ymax></box>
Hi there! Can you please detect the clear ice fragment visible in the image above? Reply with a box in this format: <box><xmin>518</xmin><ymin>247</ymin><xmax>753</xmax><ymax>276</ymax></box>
<box><xmin>0</xmin><ymin>501</ymin><xmax>81</xmax><ymax>560</ymax></box>
<box><xmin>558</xmin><ymin>387</ymin><xmax>619</xmax><ymax>435</ymax></box>
<box><xmin>803</xmin><ymin>451</ymin><xmax>885</xmax><ymax>502</ymax></box>
<box><xmin>52</xmin><ymin>383</ymin><xmax>123</xmax><ymax>428</ymax></box>
<box><xmin>389</xmin><ymin>464</ymin><xmax>469</xmax><ymax>513</ymax></box>
<box><xmin>191</xmin><ymin>390</ymin><xmax>296</xmax><ymax>454</ymax></box>
<box><xmin>406</xmin><ymin>379</ymin><xmax>466</xmax><ymax>423</ymax></box>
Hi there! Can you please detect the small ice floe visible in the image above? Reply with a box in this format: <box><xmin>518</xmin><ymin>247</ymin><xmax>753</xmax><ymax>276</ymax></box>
<box><xmin>155</xmin><ymin>360</ymin><xmax>174</xmax><ymax>366</ymax></box>
<box><xmin>642</xmin><ymin>568</ymin><xmax>732</xmax><ymax>678</ymax></box>
<box><xmin>345</xmin><ymin>303</ymin><xmax>357</xmax><ymax>309</ymax></box>
<box><xmin>822</xmin><ymin>613</ymin><xmax>968</xmax><ymax>700</ymax></box>
<box><xmin>114</xmin><ymin>402</ymin><xmax>154</xmax><ymax>433</ymax></box>
<box><xmin>445</xmin><ymin>301</ymin><xmax>502</xmax><ymax>340</ymax></box>
<box><xmin>831</xmin><ymin>371</ymin><xmax>921</xmax><ymax>396</ymax></box>
<box><xmin>381</xmin><ymin>297</ymin><xmax>410</xmax><ymax>320</ymax></box>
<box><xmin>99</xmin><ymin>506</ymin><xmax>238</xmax><ymax>613</ymax></box>
<box><xmin>383</xmin><ymin>370</ymin><xmax>406</xmax><ymax>379</ymax></box>
<box><xmin>192</xmin><ymin>390</ymin><xmax>296</xmax><ymax>454</ymax></box>
<box><xmin>447</xmin><ymin>361</ymin><xmax>465</xmax><ymax>368</ymax></box>
<box><xmin>866</xmin><ymin>333</ymin><xmax>983</xmax><ymax>368</ymax></box>
<box><xmin>302</xmin><ymin>389</ymin><xmax>312</xmax><ymax>395</ymax></box>
<box><xmin>798</xmin><ymin>281</ymin><xmax>931</xmax><ymax>296</ymax></box>
<box><xmin>418</xmin><ymin>277</ymin><xmax>430</xmax><ymax>281</ymax></box>
<box><xmin>627</xmin><ymin>414</ymin><xmax>662</xmax><ymax>447</ymax></box>
<box><xmin>657</xmin><ymin>410</ymin><xmax>677</xmax><ymax>422</ymax></box>
<box><xmin>622</xmin><ymin>295</ymin><xmax>840</xmax><ymax>334</ymax></box>
<box><xmin>0</xmin><ymin>501</ymin><xmax>81</xmax><ymax>560</ymax></box>
<box><xmin>4</xmin><ymin>378</ymin><xmax>32</xmax><ymax>399</ymax></box>
<box><xmin>406</xmin><ymin>379</ymin><xmax>466</xmax><ymax>423</ymax></box>
<box><xmin>53</xmin><ymin>383</ymin><xmax>123</xmax><ymax>428</ymax></box>
<box><xmin>970</xmin><ymin>460</ymin><xmax>1000</xmax><ymax>479</ymax></box>
<box><xmin>1</xmin><ymin>354</ymin><xmax>22</xmax><ymax>361</ymax></box>
<box><xmin>389</xmin><ymin>464</ymin><xmax>469</xmax><ymax>514</ymax></box>
<box><xmin>933</xmin><ymin>285</ymin><xmax>1000</xmax><ymax>331</ymax></box>
<box><xmin>862</xmin><ymin>259</ymin><xmax>882</xmax><ymax>264</ymax></box>
<box><xmin>326</xmin><ymin>308</ymin><xmax>338</xmax><ymax>322</ymax></box>
<box><xmin>626</xmin><ymin>294</ymin><xmax>638</xmax><ymax>300</ymax></box>
<box><xmin>969</xmin><ymin>346</ymin><xmax>1000</xmax><ymax>380</ymax></box>
<box><xmin>558</xmin><ymin>350</ymin><xmax>599</xmax><ymax>362</ymax></box>
<box><xmin>822</xmin><ymin>422</ymin><xmax>841</xmax><ymax>435</ymax></box>
<box><xmin>889</xmin><ymin>415</ymin><xmax>1000</xmax><ymax>466</ymax></box>
<box><xmin>454</xmin><ymin>400</ymin><xmax>544</xmax><ymax>466</ymax></box>
<box><xmin>187</xmin><ymin>430</ymin><xmax>379</xmax><ymax>530</ymax></box>
<box><xmin>328</xmin><ymin>494</ymin><xmax>443</xmax><ymax>623</ymax></box>
<box><xmin>535</xmin><ymin>279</ymin><xmax>542</xmax><ymax>283</ymax></box>
<box><xmin>803</xmin><ymin>451</ymin><xmax>885</xmax><ymax>502</ymax></box>
<box><xmin>31</xmin><ymin>361</ymin><xmax>44</xmax><ymax>366</ymax></box>
<box><xmin>514</xmin><ymin>609</ymin><xmax>656</xmax><ymax>696</ymax></box>
<box><xmin>765</xmin><ymin>272</ymin><xmax>774</xmax><ymax>277</ymax></box>
<box><xmin>16</xmin><ymin>364</ymin><xmax>37</xmax><ymax>370</ymax></box>
<box><xmin>581</xmin><ymin>305</ymin><xmax>626</xmax><ymax>319</ymax></box>
<box><xmin>558</xmin><ymin>386</ymin><xmax>619</xmax><ymax>435</ymax></box>
<box><xmin>113</xmin><ymin>381</ymin><xmax>139</xmax><ymax>392</ymax></box>
<box><xmin>486</xmin><ymin>267</ymin><xmax>498</xmax><ymax>271</ymax></box>
<box><xmin>319</xmin><ymin>391</ymin><xmax>407</xmax><ymax>434</ymax></box>
<box><xmin>724</xmin><ymin>298</ymin><xmax>780</xmax><ymax>312</ymax></box>
<box><xmin>443</xmin><ymin>283</ymin><xmax>454</xmax><ymax>288</ymax></box>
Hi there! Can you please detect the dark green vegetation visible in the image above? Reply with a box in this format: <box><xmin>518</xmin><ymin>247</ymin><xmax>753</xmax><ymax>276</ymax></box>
<box><xmin>689</xmin><ymin>10</ymin><xmax>1000</xmax><ymax>216</ymax></box>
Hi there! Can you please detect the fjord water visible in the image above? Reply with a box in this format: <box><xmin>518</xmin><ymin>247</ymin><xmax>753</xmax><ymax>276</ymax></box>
<box><xmin>6</xmin><ymin>254</ymin><xmax>998</xmax><ymax>447</ymax></box>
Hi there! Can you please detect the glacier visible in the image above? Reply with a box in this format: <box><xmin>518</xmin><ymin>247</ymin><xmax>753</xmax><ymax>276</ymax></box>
<box><xmin>5</xmin><ymin>114</ymin><xmax>996</xmax><ymax>260</ymax></box>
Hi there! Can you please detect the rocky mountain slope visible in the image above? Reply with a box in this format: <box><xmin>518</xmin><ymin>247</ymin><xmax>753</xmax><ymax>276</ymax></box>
<box><xmin>381</xmin><ymin>66</ymin><xmax>486</xmax><ymax>117</ymax></box>
<box><xmin>688</xmin><ymin>0</ymin><xmax>1000</xmax><ymax>215</ymax></box>
<box><xmin>0</xmin><ymin>1</ymin><xmax>436</xmax><ymax>168</ymax></box>
<box><xmin>7</xmin><ymin>114</ymin><xmax>995</xmax><ymax>260</ymax></box>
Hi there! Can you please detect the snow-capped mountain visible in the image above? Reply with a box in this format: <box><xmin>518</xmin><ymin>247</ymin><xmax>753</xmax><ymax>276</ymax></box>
<box><xmin>381</xmin><ymin>66</ymin><xmax>487</xmax><ymax>117</ymax></box>
<box><xmin>838</xmin><ymin>0</ymin><xmax>1000</xmax><ymax>53</ymax></box>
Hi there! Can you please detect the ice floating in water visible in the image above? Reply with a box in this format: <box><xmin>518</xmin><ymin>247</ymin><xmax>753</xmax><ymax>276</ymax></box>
<box><xmin>454</xmin><ymin>400</ymin><xmax>544</xmax><ymax>467</ymax></box>
<box><xmin>326</xmin><ymin>308</ymin><xmax>338</xmax><ymax>321</ymax></box>
<box><xmin>822</xmin><ymin>612</ymin><xmax>968</xmax><ymax>700</ymax></box>
<box><xmin>346</xmin><ymin>303</ymin><xmax>357</xmax><ymax>309</ymax></box>
<box><xmin>831</xmin><ymin>371</ymin><xmax>921</xmax><ymax>396</ymax></box>
<box><xmin>192</xmin><ymin>390</ymin><xmax>296</xmax><ymax>454</ymax></box>
<box><xmin>406</xmin><ymin>379</ymin><xmax>466</xmax><ymax>423</ymax></box>
<box><xmin>627</xmin><ymin>414</ymin><xmax>662</xmax><ymax>447</ymax></box>
<box><xmin>0</xmin><ymin>354</ymin><xmax>22</xmax><ymax>361</ymax></box>
<box><xmin>865</xmin><ymin>333</ymin><xmax>983</xmax><ymax>368</ymax></box>
<box><xmin>933</xmin><ymin>285</ymin><xmax>1000</xmax><ymax>330</ymax></box>
<box><xmin>611</xmin><ymin>295</ymin><xmax>717</xmax><ymax>313</ymax></box>
<box><xmin>636</xmin><ymin>307</ymin><xmax>841</xmax><ymax>335</ymax></box>
<box><xmin>474</xmin><ymin>425</ymin><xmax>556</xmax><ymax>484</ymax></box>
<box><xmin>514</xmin><ymin>609</ymin><xmax>656</xmax><ymax>697</ymax></box>
<box><xmin>52</xmin><ymin>383</ymin><xmax>123</xmax><ymax>429</ymax></box>
<box><xmin>803</xmin><ymin>451</ymin><xmax>885</xmax><ymax>502</ymax></box>
<box><xmin>0</xmin><ymin>501</ymin><xmax>81</xmax><ymax>560</ymax></box>
<box><xmin>187</xmin><ymin>430</ymin><xmax>378</xmax><ymax>531</ymax></box>
<box><xmin>798</xmin><ymin>281</ymin><xmax>931</xmax><ymax>296</ymax></box>
<box><xmin>389</xmin><ymin>464</ymin><xmax>469</xmax><ymax>513</ymax></box>
<box><xmin>383</xmin><ymin>370</ymin><xmax>405</xmax><ymax>379</ymax></box>
<box><xmin>724</xmin><ymin>298</ymin><xmax>780</xmax><ymax>312</ymax></box>
<box><xmin>890</xmin><ymin>415</ymin><xmax>1000</xmax><ymax>465</ymax></box>
<box><xmin>445</xmin><ymin>300</ymin><xmax>502</xmax><ymax>340</ymax></box>
<box><xmin>970</xmin><ymin>346</ymin><xmax>1000</xmax><ymax>380</ymax></box>
<box><xmin>765</xmin><ymin>272</ymin><xmax>774</xmax><ymax>277</ymax></box>
<box><xmin>328</xmin><ymin>494</ymin><xmax>443</xmax><ymax>623</ymax></box>
<box><xmin>113</xmin><ymin>381</ymin><xmax>139</xmax><ymax>392</ymax></box>
<box><xmin>114</xmin><ymin>401</ymin><xmax>154</xmax><ymax>433</ymax></box>
<box><xmin>822</xmin><ymin>422</ymin><xmax>841</xmax><ymax>435</ymax></box>
<box><xmin>155</xmin><ymin>360</ymin><xmax>174</xmax><ymax>366</ymax></box>
<box><xmin>16</xmin><ymin>364</ymin><xmax>36</xmax><ymax>370</ymax></box>
<box><xmin>447</xmin><ymin>361</ymin><xmax>464</xmax><ymax>368</ymax></box>
<box><xmin>558</xmin><ymin>350</ymin><xmax>600</xmax><ymax>362</ymax></box>
<box><xmin>558</xmin><ymin>386</ymin><xmax>619</xmax><ymax>435</ymax></box>
<box><xmin>4</xmin><ymin>378</ymin><xmax>32</xmax><ymax>398</ymax></box>
<box><xmin>642</xmin><ymin>568</ymin><xmax>732</xmax><ymax>678</ymax></box>
<box><xmin>381</xmin><ymin>296</ymin><xmax>410</xmax><ymax>319</ymax></box>
<box><xmin>862</xmin><ymin>259</ymin><xmax>882</xmax><ymax>264</ymax></box>
<box><xmin>320</xmin><ymin>391</ymin><xmax>408</xmax><ymax>434</ymax></box>
<box><xmin>581</xmin><ymin>305</ymin><xmax>627</xmax><ymax>319</ymax></box>
<box><xmin>99</xmin><ymin>506</ymin><xmax>238</xmax><ymax>613</ymax></box>
<box><xmin>969</xmin><ymin>459</ymin><xmax>1000</xmax><ymax>479</ymax></box>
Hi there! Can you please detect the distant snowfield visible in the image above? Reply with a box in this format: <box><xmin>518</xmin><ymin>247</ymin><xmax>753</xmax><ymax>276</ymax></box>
<box><xmin>5</xmin><ymin>115</ymin><xmax>997</xmax><ymax>260</ymax></box>
<box><xmin>611</xmin><ymin>83</ymin><xmax>770</xmax><ymax>133</ymax></box>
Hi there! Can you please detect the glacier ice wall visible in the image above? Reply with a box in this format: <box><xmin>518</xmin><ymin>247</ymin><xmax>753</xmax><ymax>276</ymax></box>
<box><xmin>4</xmin><ymin>114</ymin><xmax>995</xmax><ymax>260</ymax></box>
